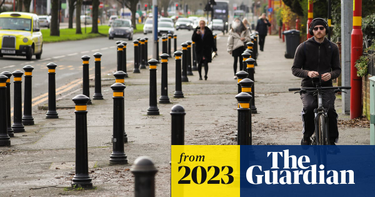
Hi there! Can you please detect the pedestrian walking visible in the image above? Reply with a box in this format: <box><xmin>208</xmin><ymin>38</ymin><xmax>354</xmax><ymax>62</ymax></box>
<box><xmin>227</xmin><ymin>18</ymin><xmax>251</xmax><ymax>79</ymax></box>
<box><xmin>255</xmin><ymin>13</ymin><xmax>271</xmax><ymax>51</ymax></box>
<box><xmin>291</xmin><ymin>18</ymin><xmax>341</xmax><ymax>146</ymax></box>
<box><xmin>242</xmin><ymin>18</ymin><xmax>252</xmax><ymax>31</ymax></box>
<box><xmin>192</xmin><ymin>19</ymin><xmax>217</xmax><ymax>80</ymax></box>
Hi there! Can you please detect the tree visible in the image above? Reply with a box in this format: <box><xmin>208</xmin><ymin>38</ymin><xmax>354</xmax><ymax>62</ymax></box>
<box><xmin>91</xmin><ymin>0</ymin><xmax>99</xmax><ymax>33</ymax></box>
<box><xmin>68</xmin><ymin>0</ymin><xmax>77</xmax><ymax>29</ymax></box>
<box><xmin>50</xmin><ymin>0</ymin><xmax>60</xmax><ymax>36</ymax></box>
<box><xmin>159</xmin><ymin>0</ymin><xmax>169</xmax><ymax>17</ymax></box>
<box><xmin>118</xmin><ymin>0</ymin><xmax>138</xmax><ymax>29</ymax></box>
<box><xmin>76</xmin><ymin>0</ymin><xmax>82</xmax><ymax>34</ymax></box>
<box><xmin>17</xmin><ymin>0</ymin><xmax>23</xmax><ymax>11</ymax></box>
<box><xmin>24</xmin><ymin>0</ymin><xmax>32</xmax><ymax>12</ymax></box>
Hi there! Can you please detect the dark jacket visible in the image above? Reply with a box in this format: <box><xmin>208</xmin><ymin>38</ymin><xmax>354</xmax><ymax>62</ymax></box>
<box><xmin>192</xmin><ymin>26</ymin><xmax>217</xmax><ymax>63</ymax></box>
<box><xmin>255</xmin><ymin>18</ymin><xmax>271</xmax><ymax>36</ymax></box>
<box><xmin>292</xmin><ymin>37</ymin><xmax>341</xmax><ymax>87</ymax></box>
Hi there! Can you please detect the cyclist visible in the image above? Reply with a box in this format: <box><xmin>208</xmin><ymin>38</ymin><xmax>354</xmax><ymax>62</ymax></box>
<box><xmin>291</xmin><ymin>18</ymin><xmax>341</xmax><ymax>145</ymax></box>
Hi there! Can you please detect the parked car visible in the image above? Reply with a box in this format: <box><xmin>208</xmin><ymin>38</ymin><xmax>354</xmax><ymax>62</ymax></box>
<box><xmin>0</xmin><ymin>12</ymin><xmax>43</xmax><ymax>60</ymax></box>
<box><xmin>80</xmin><ymin>15</ymin><xmax>92</xmax><ymax>24</ymax></box>
<box><xmin>108</xmin><ymin>19</ymin><xmax>133</xmax><ymax>40</ymax></box>
<box><xmin>208</xmin><ymin>19</ymin><xmax>225</xmax><ymax>34</ymax></box>
<box><xmin>175</xmin><ymin>18</ymin><xmax>193</xmax><ymax>31</ymax></box>
<box><xmin>108</xmin><ymin>15</ymin><xmax>118</xmax><ymax>26</ymax></box>
<box><xmin>158</xmin><ymin>22</ymin><xmax>175</xmax><ymax>36</ymax></box>
<box><xmin>38</xmin><ymin>15</ymin><xmax>50</xmax><ymax>28</ymax></box>
<box><xmin>143</xmin><ymin>18</ymin><xmax>153</xmax><ymax>34</ymax></box>
<box><xmin>159</xmin><ymin>17</ymin><xmax>174</xmax><ymax>25</ymax></box>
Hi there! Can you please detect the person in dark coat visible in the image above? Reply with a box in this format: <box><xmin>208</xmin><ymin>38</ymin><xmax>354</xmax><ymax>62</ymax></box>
<box><xmin>255</xmin><ymin>13</ymin><xmax>271</xmax><ymax>51</ymax></box>
<box><xmin>192</xmin><ymin>19</ymin><xmax>217</xmax><ymax>80</ymax></box>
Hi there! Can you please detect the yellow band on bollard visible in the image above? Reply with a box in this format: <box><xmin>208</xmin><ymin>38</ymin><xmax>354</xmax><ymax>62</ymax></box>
<box><xmin>149</xmin><ymin>65</ymin><xmax>157</xmax><ymax>69</ymax></box>
<box><xmin>116</xmin><ymin>79</ymin><xmax>125</xmax><ymax>83</ymax></box>
<box><xmin>249</xmin><ymin>55</ymin><xmax>252</xmax><ymax>58</ymax></box>
<box><xmin>353</xmin><ymin>16</ymin><xmax>362</xmax><ymax>27</ymax></box>
<box><xmin>6</xmin><ymin>79</ymin><xmax>10</xmax><ymax>83</ymax></box>
<box><xmin>238</xmin><ymin>103</ymin><xmax>250</xmax><ymax>109</ymax></box>
<box><xmin>75</xmin><ymin>105</ymin><xmax>87</xmax><ymax>111</ymax></box>
<box><xmin>182</xmin><ymin>47</ymin><xmax>187</xmax><ymax>50</ymax></box>
<box><xmin>134</xmin><ymin>44</ymin><xmax>138</xmax><ymax>46</ymax></box>
<box><xmin>168</xmin><ymin>36</ymin><xmax>172</xmax><ymax>38</ymax></box>
<box><xmin>0</xmin><ymin>83</ymin><xmax>5</xmax><ymax>87</ymax></box>
<box><xmin>140</xmin><ymin>42</ymin><xmax>145</xmax><ymax>44</ymax></box>
<box><xmin>14</xmin><ymin>77</ymin><xmax>22</xmax><ymax>81</ymax></box>
<box><xmin>48</xmin><ymin>69</ymin><xmax>55</xmax><ymax>73</ymax></box>
<box><xmin>25</xmin><ymin>72</ymin><xmax>32</xmax><ymax>76</ymax></box>
<box><xmin>118</xmin><ymin>48</ymin><xmax>123</xmax><ymax>51</ymax></box>
<box><xmin>95</xmin><ymin>58</ymin><xmax>101</xmax><ymax>61</ymax></box>
<box><xmin>175</xmin><ymin>56</ymin><xmax>181</xmax><ymax>60</ymax></box>
<box><xmin>308</xmin><ymin>12</ymin><xmax>313</xmax><ymax>18</ymax></box>
<box><xmin>243</xmin><ymin>58</ymin><xmax>247</xmax><ymax>61</ymax></box>
<box><xmin>83</xmin><ymin>61</ymin><xmax>89</xmax><ymax>64</ymax></box>
<box><xmin>163</xmin><ymin>39</ymin><xmax>168</xmax><ymax>42</ymax></box>
<box><xmin>242</xmin><ymin>87</ymin><xmax>252</xmax><ymax>92</ymax></box>
<box><xmin>192</xmin><ymin>41</ymin><xmax>195</xmax><ymax>44</ymax></box>
<box><xmin>250</xmin><ymin>46</ymin><xmax>253</xmax><ymax>50</ymax></box>
<box><xmin>237</xmin><ymin>78</ymin><xmax>241</xmax><ymax>83</ymax></box>
<box><xmin>247</xmin><ymin>64</ymin><xmax>255</xmax><ymax>68</ymax></box>
<box><xmin>145</xmin><ymin>40</ymin><xmax>148</xmax><ymax>42</ymax></box>
<box><xmin>188</xmin><ymin>45</ymin><xmax>191</xmax><ymax>48</ymax></box>
<box><xmin>161</xmin><ymin>59</ymin><xmax>168</xmax><ymax>63</ymax></box>
<box><xmin>328</xmin><ymin>19</ymin><xmax>332</xmax><ymax>27</ymax></box>
<box><xmin>247</xmin><ymin>46</ymin><xmax>251</xmax><ymax>49</ymax></box>
<box><xmin>174</xmin><ymin>36</ymin><xmax>177</xmax><ymax>39</ymax></box>
<box><xmin>113</xmin><ymin>92</ymin><xmax>123</xmax><ymax>97</ymax></box>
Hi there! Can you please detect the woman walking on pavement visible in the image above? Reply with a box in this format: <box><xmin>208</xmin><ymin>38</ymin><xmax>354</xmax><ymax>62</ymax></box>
<box><xmin>227</xmin><ymin>18</ymin><xmax>251</xmax><ymax>79</ymax></box>
<box><xmin>192</xmin><ymin>19</ymin><xmax>217</xmax><ymax>80</ymax></box>
<box><xmin>256</xmin><ymin>13</ymin><xmax>271</xmax><ymax>51</ymax></box>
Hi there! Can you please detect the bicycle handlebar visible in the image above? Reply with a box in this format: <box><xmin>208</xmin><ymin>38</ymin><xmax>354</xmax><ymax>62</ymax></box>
<box><xmin>288</xmin><ymin>86</ymin><xmax>351</xmax><ymax>92</ymax></box>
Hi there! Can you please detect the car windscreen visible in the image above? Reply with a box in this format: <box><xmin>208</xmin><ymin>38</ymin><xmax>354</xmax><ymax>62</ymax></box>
<box><xmin>177</xmin><ymin>19</ymin><xmax>190</xmax><ymax>22</ymax></box>
<box><xmin>159</xmin><ymin>23</ymin><xmax>172</xmax><ymax>28</ymax></box>
<box><xmin>113</xmin><ymin>20</ymin><xmax>131</xmax><ymax>27</ymax></box>
<box><xmin>145</xmin><ymin>20</ymin><xmax>153</xmax><ymax>24</ymax></box>
<box><xmin>0</xmin><ymin>18</ymin><xmax>32</xmax><ymax>31</ymax></box>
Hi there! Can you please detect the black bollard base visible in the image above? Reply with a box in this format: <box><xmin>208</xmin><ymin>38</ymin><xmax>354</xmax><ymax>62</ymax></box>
<box><xmin>46</xmin><ymin>110</ymin><xmax>59</xmax><ymax>119</ymax></box>
<box><xmin>7</xmin><ymin>128</ymin><xmax>14</xmax><ymax>137</ymax></box>
<box><xmin>110</xmin><ymin>152</ymin><xmax>129</xmax><ymax>165</ymax></box>
<box><xmin>12</xmin><ymin>124</ymin><xmax>25</xmax><ymax>133</ymax></box>
<box><xmin>22</xmin><ymin>116</ymin><xmax>34</xmax><ymax>125</ymax></box>
<box><xmin>187</xmin><ymin>70</ymin><xmax>193</xmax><ymax>76</ymax></box>
<box><xmin>140</xmin><ymin>65</ymin><xmax>146</xmax><ymax>69</ymax></box>
<box><xmin>181</xmin><ymin>76</ymin><xmax>189</xmax><ymax>82</ymax></box>
<box><xmin>124</xmin><ymin>134</ymin><xmax>128</xmax><ymax>143</ymax></box>
<box><xmin>0</xmin><ymin>136</ymin><xmax>11</xmax><ymax>146</ymax></box>
<box><xmin>251</xmin><ymin>106</ymin><xmax>258</xmax><ymax>114</ymax></box>
<box><xmin>192</xmin><ymin>65</ymin><xmax>198</xmax><ymax>71</ymax></box>
<box><xmin>124</xmin><ymin>72</ymin><xmax>129</xmax><ymax>78</ymax></box>
<box><xmin>93</xmin><ymin>93</ymin><xmax>104</xmax><ymax>100</ymax></box>
<box><xmin>173</xmin><ymin>91</ymin><xmax>184</xmax><ymax>98</ymax></box>
<box><xmin>133</xmin><ymin>69</ymin><xmax>141</xmax><ymax>74</ymax></box>
<box><xmin>147</xmin><ymin>106</ymin><xmax>160</xmax><ymax>115</ymax></box>
<box><xmin>71</xmin><ymin>176</ymin><xmax>93</xmax><ymax>189</ymax></box>
<box><xmin>159</xmin><ymin>95</ymin><xmax>170</xmax><ymax>104</ymax></box>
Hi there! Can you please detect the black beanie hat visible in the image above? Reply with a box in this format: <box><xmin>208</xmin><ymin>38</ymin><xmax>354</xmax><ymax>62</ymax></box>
<box><xmin>311</xmin><ymin>18</ymin><xmax>327</xmax><ymax>29</ymax></box>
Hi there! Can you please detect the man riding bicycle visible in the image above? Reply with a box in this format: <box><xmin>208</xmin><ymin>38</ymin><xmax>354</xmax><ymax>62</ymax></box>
<box><xmin>291</xmin><ymin>18</ymin><xmax>341</xmax><ymax>145</ymax></box>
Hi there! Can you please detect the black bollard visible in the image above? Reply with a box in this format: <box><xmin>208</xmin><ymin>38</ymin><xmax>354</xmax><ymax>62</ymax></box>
<box><xmin>173</xmin><ymin>34</ymin><xmax>177</xmax><ymax>53</ymax></box>
<box><xmin>253</xmin><ymin>33</ymin><xmax>259</xmax><ymax>60</ymax></box>
<box><xmin>1</xmin><ymin>71</ymin><xmax>13</xmax><ymax>137</ymax></box>
<box><xmin>192</xmin><ymin>41</ymin><xmax>198</xmax><ymax>71</ymax></box>
<box><xmin>131</xmin><ymin>156</ymin><xmax>158</xmax><ymax>197</ymax></box>
<box><xmin>162</xmin><ymin>35</ymin><xmax>168</xmax><ymax>55</ymax></box>
<box><xmin>22</xmin><ymin>65</ymin><xmax>34</xmax><ymax>125</ymax></box>
<box><xmin>71</xmin><ymin>94</ymin><xmax>93</xmax><ymax>189</ymax></box>
<box><xmin>133</xmin><ymin>40</ymin><xmax>140</xmax><ymax>73</ymax></box>
<box><xmin>46</xmin><ymin>63</ymin><xmax>59</xmax><ymax>119</ymax></box>
<box><xmin>12</xmin><ymin>70</ymin><xmax>25</xmax><ymax>132</ymax></box>
<box><xmin>236</xmin><ymin>71</ymin><xmax>249</xmax><ymax>94</ymax></box>
<box><xmin>121</xmin><ymin>41</ymin><xmax>129</xmax><ymax>77</ymax></box>
<box><xmin>174</xmin><ymin>51</ymin><xmax>184</xmax><ymax>98</ymax></box>
<box><xmin>213</xmin><ymin>33</ymin><xmax>217</xmax><ymax>56</ymax></box>
<box><xmin>186</xmin><ymin>41</ymin><xmax>193</xmax><ymax>76</ymax></box>
<box><xmin>246</xmin><ymin>41</ymin><xmax>254</xmax><ymax>51</ymax></box>
<box><xmin>239</xmin><ymin>78</ymin><xmax>254</xmax><ymax>145</ymax></box>
<box><xmin>93</xmin><ymin>52</ymin><xmax>104</xmax><ymax>100</ymax></box>
<box><xmin>0</xmin><ymin>74</ymin><xmax>10</xmax><ymax>146</ymax></box>
<box><xmin>168</xmin><ymin>34</ymin><xmax>172</xmax><ymax>57</ymax></box>
<box><xmin>235</xmin><ymin>92</ymin><xmax>252</xmax><ymax>145</ymax></box>
<box><xmin>113</xmin><ymin>71</ymin><xmax>128</xmax><ymax>143</ymax></box>
<box><xmin>81</xmin><ymin>55</ymin><xmax>92</xmax><ymax>105</ymax></box>
<box><xmin>181</xmin><ymin>42</ymin><xmax>189</xmax><ymax>82</ymax></box>
<box><xmin>140</xmin><ymin>38</ymin><xmax>146</xmax><ymax>69</ymax></box>
<box><xmin>147</xmin><ymin>59</ymin><xmax>160</xmax><ymax>115</ymax></box>
<box><xmin>245</xmin><ymin>58</ymin><xmax>257</xmax><ymax>114</ymax></box>
<box><xmin>241</xmin><ymin>51</ymin><xmax>251</xmax><ymax>71</ymax></box>
<box><xmin>159</xmin><ymin>53</ymin><xmax>170</xmax><ymax>103</ymax></box>
<box><xmin>110</xmin><ymin>83</ymin><xmax>128</xmax><ymax>164</ymax></box>
<box><xmin>156</xmin><ymin>37</ymin><xmax>160</xmax><ymax>62</ymax></box>
<box><xmin>171</xmin><ymin>104</ymin><xmax>185</xmax><ymax>145</ymax></box>
<box><xmin>144</xmin><ymin>38</ymin><xmax>149</xmax><ymax>66</ymax></box>
<box><xmin>117</xmin><ymin>43</ymin><xmax>124</xmax><ymax>71</ymax></box>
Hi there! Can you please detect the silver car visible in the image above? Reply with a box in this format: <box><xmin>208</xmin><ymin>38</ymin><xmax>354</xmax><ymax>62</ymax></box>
<box><xmin>38</xmin><ymin>15</ymin><xmax>50</xmax><ymax>28</ymax></box>
<box><xmin>143</xmin><ymin>18</ymin><xmax>153</xmax><ymax>34</ymax></box>
<box><xmin>175</xmin><ymin>18</ymin><xmax>193</xmax><ymax>31</ymax></box>
<box><xmin>158</xmin><ymin>22</ymin><xmax>175</xmax><ymax>36</ymax></box>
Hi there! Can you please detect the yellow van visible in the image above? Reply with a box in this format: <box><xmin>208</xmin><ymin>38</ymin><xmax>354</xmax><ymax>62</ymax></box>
<box><xmin>0</xmin><ymin>12</ymin><xmax>43</xmax><ymax>60</ymax></box>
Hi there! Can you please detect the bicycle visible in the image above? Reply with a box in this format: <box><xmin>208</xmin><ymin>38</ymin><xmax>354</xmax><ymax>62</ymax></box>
<box><xmin>289</xmin><ymin>80</ymin><xmax>351</xmax><ymax>145</ymax></box>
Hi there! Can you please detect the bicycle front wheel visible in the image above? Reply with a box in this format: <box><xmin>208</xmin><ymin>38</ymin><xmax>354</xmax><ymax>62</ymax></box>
<box><xmin>318</xmin><ymin>115</ymin><xmax>329</xmax><ymax>145</ymax></box>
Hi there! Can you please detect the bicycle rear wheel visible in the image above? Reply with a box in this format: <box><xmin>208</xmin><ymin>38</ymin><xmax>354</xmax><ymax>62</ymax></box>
<box><xmin>318</xmin><ymin>115</ymin><xmax>329</xmax><ymax>145</ymax></box>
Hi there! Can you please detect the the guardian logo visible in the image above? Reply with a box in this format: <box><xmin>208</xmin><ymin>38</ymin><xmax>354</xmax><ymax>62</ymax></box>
<box><xmin>246</xmin><ymin>149</ymin><xmax>355</xmax><ymax>185</ymax></box>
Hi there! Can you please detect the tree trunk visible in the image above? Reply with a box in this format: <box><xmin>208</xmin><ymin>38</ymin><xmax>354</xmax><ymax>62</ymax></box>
<box><xmin>91</xmin><ymin>0</ymin><xmax>99</xmax><ymax>33</ymax></box>
<box><xmin>68</xmin><ymin>0</ymin><xmax>76</xmax><ymax>29</ymax></box>
<box><xmin>50</xmin><ymin>0</ymin><xmax>60</xmax><ymax>36</ymax></box>
<box><xmin>76</xmin><ymin>0</ymin><xmax>82</xmax><ymax>34</ymax></box>
<box><xmin>24</xmin><ymin>0</ymin><xmax>31</xmax><ymax>12</ymax></box>
<box><xmin>17</xmin><ymin>0</ymin><xmax>23</xmax><ymax>11</ymax></box>
<box><xmin>131</xmin><ymin>4</ymin><xmax>137</xmax><ymax>30</ymax></box>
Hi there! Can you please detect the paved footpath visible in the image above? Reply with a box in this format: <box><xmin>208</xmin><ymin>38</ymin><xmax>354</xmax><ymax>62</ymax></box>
<box><xmin>0</xmin><ymin>34</ymin><xmax>370</xmax><ymax>196</ymax></box>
